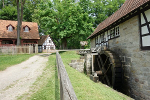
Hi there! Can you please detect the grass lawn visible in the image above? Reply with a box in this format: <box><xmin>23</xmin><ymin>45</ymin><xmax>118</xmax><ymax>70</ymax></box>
<box><xmin>26</xmin><ymin>51</ymin><xmax>132</xmax><ymax>100</ymax></box>
<box><xmin>19</xmin><ymin>53</ymin><xmax>60</xmax><ymax>100</ymax></box>
<box><xmin>60</xmin><ymin>51</ymin><xmax>132</xmax><ymax>100</ymax></box>
<box><xmin>0</xmin><ymin>54</ymin><xmax>34</xmax><ymax>71</ymax></box>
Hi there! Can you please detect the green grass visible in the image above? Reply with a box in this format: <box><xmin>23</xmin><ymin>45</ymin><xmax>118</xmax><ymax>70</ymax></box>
<box><xmin>0</xmin><ymin>54</ymin><xmax>34</xmax><ymax>71</ymax></box>
<box><xmin>24</xmin><ymin>53</ymin><xmax>60</xmax><ymax>100</ymax></box>
<box><xmin>24</xmin><ymin>51</ymin><xmax>131</xmax><ymax>100</ymax></box>
<box><xmin>60</xmin><ymin>51</ymin><xmax>132</xmax><ymax>100</ymax></box>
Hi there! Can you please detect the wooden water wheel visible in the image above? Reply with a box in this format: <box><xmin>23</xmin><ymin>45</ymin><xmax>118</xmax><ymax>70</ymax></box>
<box><xmin>95</xmin><ymin>50</ymin><xmax>122</xmax><ymax>90</ymax></box>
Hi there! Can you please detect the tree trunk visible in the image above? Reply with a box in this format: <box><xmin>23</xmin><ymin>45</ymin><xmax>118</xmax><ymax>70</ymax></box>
<box><xmin>17</xmin><ymin>0</ymin><xmax>21</xmax><ymax>46</ymax></box>
<box><xmin>2</xmin><ymin>0</ymin><xmax>4</xmax><ymax>8</ymax></box>
<box><xmin>61</xmin><ymin>38</ymin><xmax>67</xmax><ymax>49</ymax></box>
<box><xmin>16</xmin><ymin>0</ymin><xmax>26</xmax><ymax>46</ymax></box>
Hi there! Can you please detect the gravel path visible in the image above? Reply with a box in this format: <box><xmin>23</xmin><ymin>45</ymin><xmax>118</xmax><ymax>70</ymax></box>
<box><xmin>0</xmin><ymin>53</ymin><xmax>50</xmax><ymax>100</ymax></box>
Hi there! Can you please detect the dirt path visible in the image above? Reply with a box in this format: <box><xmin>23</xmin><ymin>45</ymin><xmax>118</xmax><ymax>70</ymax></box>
<box><xmin>0</xmin><ymin>53</ymin><xmax>50</xmax><ymax>100</ymax></box>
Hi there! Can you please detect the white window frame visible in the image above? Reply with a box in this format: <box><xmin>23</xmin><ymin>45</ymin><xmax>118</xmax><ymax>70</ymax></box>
<box><xmin>24</xmin><ymin>26</ymin><xmax>29</xmax><ymax>32</ymax></box>
<box><xmin>8</xmin><ymin>25</ymin><xmax>13</xmax><ymax>32</ymax></box>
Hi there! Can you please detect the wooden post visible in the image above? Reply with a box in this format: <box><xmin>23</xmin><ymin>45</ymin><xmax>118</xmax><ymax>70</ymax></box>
<box><xmin>35</xmin><ymin>44</ymin><xmax>38</xmax><ymax>53</ymax></box>
<box><xmin>12</xmin><ymin>40</ymin><xmax>16</xmax><ymax>45</ymax></box>
<box><xmin>0</xmin><ymin>40</ymin><xmax>2</xmax><ymax>46</ymax></box>
<box><xmin>56</xmin><ymin>52</ymin><xmax>78</xmax><ymax>100</ymax></box>
<box><xmin>29</xmin><ymin>45</ymin><xmax>31</xmax><ymax>54</ymax></box>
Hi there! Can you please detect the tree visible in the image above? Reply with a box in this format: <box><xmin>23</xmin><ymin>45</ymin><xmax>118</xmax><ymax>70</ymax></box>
<box><xmin>90</xmin><ymin>0</ymin><xmax>125</xmax><ymax>27</ymax></box>
<box><xmin>33</xmin><ymin>0</ymin><xmax>94</xmax><ymax>49</ymax></box>
<box><xmin>105</xmin><ymin>0</ymin><xmax>125</xmax><ymax>17</ymax></box>
<box><xmin>16</xmin><ymin>0</ymin><xmax>26</xmax><ymax>46</ymax></box>
<box><xmin>2</xmin><ymin>0</ymin><xmax>4</xmax><ymax>8</ymax></box>
<box><xmin>23</xmin><ymin>0</ymin><xmax>42</xmax><ymax>22</ymax></box>
<box><xmin>0</xmin><ymin>5</ymin><xmax>17</xmax><ymax>20</ymax></box>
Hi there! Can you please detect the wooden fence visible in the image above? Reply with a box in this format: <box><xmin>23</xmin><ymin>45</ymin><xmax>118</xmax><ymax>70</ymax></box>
<box><xmin>56</xmin><ymin>52</ymin><xmax>78</xmax><ymax>100</ymax></box>
<box><xmin>0</xmin><ymin>46</ymin><xmax>34</xmax><ymax>55</ymax></box>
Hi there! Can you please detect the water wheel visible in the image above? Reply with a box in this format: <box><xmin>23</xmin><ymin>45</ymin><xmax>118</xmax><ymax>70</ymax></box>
<box><xmin>94</xmin><ymin>50</ymin><xmax>122</xmax><ymax>90</ymax></box>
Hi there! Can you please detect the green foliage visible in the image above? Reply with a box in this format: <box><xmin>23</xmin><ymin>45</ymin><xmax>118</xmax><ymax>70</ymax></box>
<box><xmin>0</xmin><ymin>0</ymin><xmax>15</xmax><ymax>9</ymax></box>
<box><xmin>33</xmin><ymin>0</ymin><xmax>94</xmax><ymax>49</ymax></box>
<box><xmin>0</xmin><ymin>5</ymin><xmax>17</xmax><ymax>20</ymax></box>
<box><xmin>0</xmin><ymin>0</ymin><xmax>125</xmax><ymax>49</ymax></box>
<box><xmin>90</xmin><ymin>0</ymin><xmax>125</xmax><ymax>27</ymax></box>
<box><xmin>0</xmin><ymin>54</ymin><xmax>34</xmax><ymax>71</ymax></box>
<box><xmin>23</xmin><ymin>0</ymin><xmax>44</xmax><ymax>22</ymax></box>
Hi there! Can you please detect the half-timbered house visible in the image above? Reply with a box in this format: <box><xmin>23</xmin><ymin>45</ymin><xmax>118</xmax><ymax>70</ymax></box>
<box><xmin>38</xmin><ymin>35</ymin><xmax>55</xmax><ymax>53</ymax></box>
<box><xmin>87</xmin><ymin>0</ymin><xmax>150</xmax><ymax>99</ymax></box>
<box><xmin>0</xmin><ymin>20</ymin><xmax>40</xmax><ymax>46</ymax></box>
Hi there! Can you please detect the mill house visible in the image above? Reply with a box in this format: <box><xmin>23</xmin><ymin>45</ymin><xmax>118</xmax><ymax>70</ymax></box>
<box><xmin>86</xmin><ymin>0</ymin><xmax>150</xmax><ymax>99</ymax></box>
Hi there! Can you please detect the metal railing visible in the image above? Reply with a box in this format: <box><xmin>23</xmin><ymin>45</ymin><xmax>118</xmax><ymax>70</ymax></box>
<box><xmin>56</xmin><ymin>51</ymin><xmax>77</xmax><ymax>100</ymax></box>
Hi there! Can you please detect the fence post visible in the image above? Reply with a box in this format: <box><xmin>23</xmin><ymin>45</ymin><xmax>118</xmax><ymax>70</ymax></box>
<box><xmin>35</xmin><ymin>44</ymin><xmax>38</xmax><ymax>53</ymax></box>
<box><xmin>29</xmin><ymin>45</ymin><xmax>31</xmax><ymax>54</ymax></box>
<box><xmin>56</xmin><ymin>52</ymin><xmax>78</xmax><ymax>100</ymax></box>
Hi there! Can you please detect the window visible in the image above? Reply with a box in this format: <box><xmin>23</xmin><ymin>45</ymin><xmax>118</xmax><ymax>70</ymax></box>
<box><xmin>95</xmin><ymin>26</ymin><xmax>119</xmax><ymax>47</ymax></box>
<box><xmin>49</xmin><ymin>40</ymin><xmax>51</xmax><ymax>43</ymax></box>
<box><xmin>96</xmin><ymin>36</ymin><xmax>99</xmax><ymax>46</ymax></box>
<box><xmin>97</xmin><ymin>32</ymin><xmax>108</xmax><ymax>47</ymax></box>
<box><xmin>109</xmin><ymin>26</ymin><xmax>120</xmax><ymax>40</ymax></box>
<box><xmin>115</xmin><ymin>26</ymin><xmax>119</xmax><ymax>36</ymax></box>
<box><xmin>44</xmin><ymin>46</ymin><xmax>46</xmax><ymax>49</ymax></box>
<box><xmin>140</xmin><ymin>9</ymin><xmax>150</xmax><ymax>50</ymax></box>
<box><xmin>24</xmin><ymin>26</ymin><xmax>29</xmax><ymax>32</ymax></box>
<box><xmin>110</xmin><ymin>29</ymin><xmax>115</xmax><ymax>38</ymax></box>
<box><xmin>8</xmin><ymin>25</ymin><xmax>13</xmax><ymax>32</ymax></box>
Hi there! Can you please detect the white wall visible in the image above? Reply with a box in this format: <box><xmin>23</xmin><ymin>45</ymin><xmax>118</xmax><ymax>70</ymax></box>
<box><xmin>42</xmin><ymin>36</ymin><xmax>56</xmax><ymax>50</ymax></box>
<box><xmin>90</xmin><ymin>38</ymin><xmax>95</xmax><ymax>48</ymax></box>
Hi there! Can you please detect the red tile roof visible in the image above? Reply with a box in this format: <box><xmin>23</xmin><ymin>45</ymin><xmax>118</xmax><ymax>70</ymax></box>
<box><xmin>88</xmin><ymin>0</ymin><xmax>150</xmax><ymax>39</ymax></box>
<box><xmin>0</xmin><ymin>20</ymin><xmax>40</xmax><ymax>39</ymax></box>
<box><xmin>38</xmin><ymin>35</ymin><xmax>49</xmax><ymax>45</ymax></box>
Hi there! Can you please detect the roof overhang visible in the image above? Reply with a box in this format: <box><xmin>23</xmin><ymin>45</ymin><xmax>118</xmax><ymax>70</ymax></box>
<box><xmin>87</xmin><ymin>0</ymin><xmax>150</xmax><ymax>39</ymax></box>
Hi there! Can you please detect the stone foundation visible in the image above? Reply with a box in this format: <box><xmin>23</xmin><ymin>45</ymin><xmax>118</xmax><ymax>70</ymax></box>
<box><xmin>85</xmin><ymin>54</ymin><xmax>92</xmax><ymax>76</ymax></box>
<box><xmin>69</xmin><ymin>58</ymin><xmax>85</xmax><ymax>73</ymax></box>
<box><xmin>69</xmin><ymin>53</ymin><xmax>92</xmax><ymax>75</ymax></box>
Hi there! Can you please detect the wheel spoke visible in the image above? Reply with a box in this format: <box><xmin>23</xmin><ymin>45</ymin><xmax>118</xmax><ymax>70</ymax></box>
<box><xmin>105</xmin><ymin>75</ymin><xmax>111</xmax><ymax>86</ymax></box>
<box><xmin>95</xmin><ymin>50</ymin><xmax>122</xmax><ymax>90</ymax></box>
<box><xmin>104</xmin><ymin>64</ymin><xmax>111</xmax><ymax>75</ymax></box>
<box><xmin>97</xmin><ymin>58</ymin><xmax>102</xmax><ymax>70</ymax></box>
<box><xmin>102</xmin><ymin>64</ymin><xmax>111</xmax><ymax>86</ymax></box>
<box><xmin>98</xmin><ymin>55</ymin><xmax>104</xmax><ymax>67</ymax></box>
<box><xmin>103</xmin><ymin>57</ymin><xmax>109</xmax><ymax>68</ymax></box>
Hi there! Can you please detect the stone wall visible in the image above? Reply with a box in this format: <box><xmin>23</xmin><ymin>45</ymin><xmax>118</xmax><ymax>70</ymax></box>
<box><xmin>108</xmin><ymin>15</ymin><xmax>150</xmax><ymax>100</ymax></box>
<box><xmin>69</xmin><ymin>58</ymin><xmax>85</xmax><ymax>73</ymax></box>
<box><xmin>85</xmin><ymin>54</ymin><xmax>92</xmax><ymax>76</ymax></box>
<box><xmin>69</xmin><ymin>54</ymin><xmax>92</xmax><ymax>76</ymax></box>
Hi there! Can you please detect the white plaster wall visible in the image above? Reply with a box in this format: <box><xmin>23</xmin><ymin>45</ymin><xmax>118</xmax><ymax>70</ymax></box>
<box><xmin>145</xmin><ymin>9</ymin><xmax>150</xmax><ymax>22</ymax></box>
<box><xmin>90</xmin><ymin>38</ymin><xmax>95</xmax><ymax>48</ymax></box>
<box><xmin>42</xmin><ymin>37</ymin><xmax>56</xmax><ymax>50</ymax></box>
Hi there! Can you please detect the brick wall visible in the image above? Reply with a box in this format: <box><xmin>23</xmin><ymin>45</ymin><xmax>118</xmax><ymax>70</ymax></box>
<box><xmin>109</xmin><ymin>15</ymin><xmax>150</xmax><ymax>99</ymax></box>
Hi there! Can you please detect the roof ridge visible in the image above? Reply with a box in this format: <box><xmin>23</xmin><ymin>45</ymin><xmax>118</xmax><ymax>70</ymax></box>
<box><xmin>88</xmin><ymin>0</ymin><xmax>150</xmax><ymax>39</ymax></box>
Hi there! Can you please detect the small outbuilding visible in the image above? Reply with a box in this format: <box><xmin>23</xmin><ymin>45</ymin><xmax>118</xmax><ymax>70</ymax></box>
<box><xmin>38</xmin><ymin>35</ymin><xmax>56</xmax><ymax>53</ymax></box>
